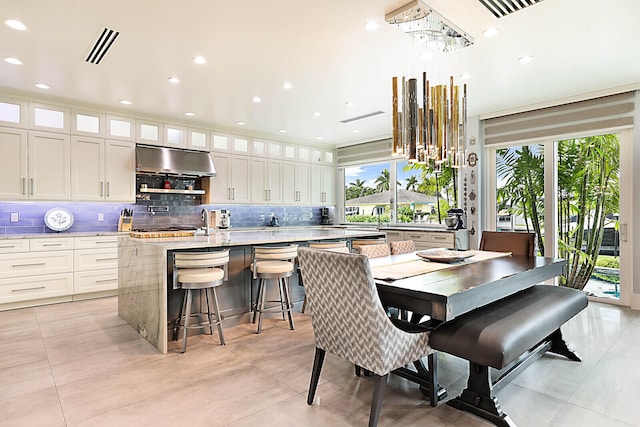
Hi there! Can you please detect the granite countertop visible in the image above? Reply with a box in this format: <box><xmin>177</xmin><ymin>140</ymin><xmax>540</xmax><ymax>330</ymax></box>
<box><xmin>377</xmin><ymin>224</ymin><xmax>451</xmax><ymax>232</ymax></box>
<box><xmin>0</xmin><ymin>231</ymin><xmax>129</xmax><ymax>240</ymax></box>
<box><xmin>125</xmin><ymin>228</ymin><xmax>385</xmax><ymax>250</ymax></box>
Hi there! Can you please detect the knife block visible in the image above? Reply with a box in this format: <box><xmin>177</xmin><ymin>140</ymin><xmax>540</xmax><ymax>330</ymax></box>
<box><xmin>118</xmin><ymin>215</ymin><xmax>132</xmax><ymax>232</ymax></box>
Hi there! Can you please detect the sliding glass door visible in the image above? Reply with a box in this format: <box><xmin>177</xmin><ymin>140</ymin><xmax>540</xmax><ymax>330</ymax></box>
<box><xmin>487</xmin><ymin>130</ymin><xmax>630</xmax><ymax>304</ymax></box>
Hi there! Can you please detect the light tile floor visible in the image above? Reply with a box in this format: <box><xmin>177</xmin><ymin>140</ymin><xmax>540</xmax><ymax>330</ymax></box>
<box><xmin>1</xmin><ymin>297</ymin><xmax>639</xmax><ymax>427</ymax></box>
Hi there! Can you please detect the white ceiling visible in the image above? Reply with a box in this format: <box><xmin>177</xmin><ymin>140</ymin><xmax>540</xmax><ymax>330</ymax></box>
<box><xmin>1</xmin><ymin>0</ymin><xmax>638</xmax><ymax>147</ymax></box>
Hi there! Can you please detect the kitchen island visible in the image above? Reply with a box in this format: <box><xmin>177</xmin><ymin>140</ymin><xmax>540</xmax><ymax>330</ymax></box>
<box><xmin>118</xmin><ymin>227</ymin><xmax>384</xmax><ymax>354</ymax></box>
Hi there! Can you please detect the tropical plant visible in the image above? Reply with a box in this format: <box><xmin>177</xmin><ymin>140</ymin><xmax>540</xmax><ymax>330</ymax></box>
<box><xmin>496</xmin><ymin>145</ymin><xmax>545</xmax><ymax>254</ymax></box>
<box><xmin>405</xmin><ymin>175</ymin><xmax>418</xmax><ymax>191</ymax></box>
<box><xmin>557</xmin><ymin>134</ymin><xmax>620</xmax><ymax>290</ymax></box>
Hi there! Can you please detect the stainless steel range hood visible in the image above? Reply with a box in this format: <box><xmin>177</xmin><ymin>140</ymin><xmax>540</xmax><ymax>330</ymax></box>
<box><xmin>135</xmin><ymin>145</ymin><xmax>216</xmax><ymax>177</ymax></box>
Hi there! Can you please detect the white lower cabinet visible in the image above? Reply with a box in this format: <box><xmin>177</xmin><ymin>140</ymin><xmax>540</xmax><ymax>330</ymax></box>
<box><xmin>0</xmin><ymin>237</ymin><xmax>74</xmax><ymax>309</ymax></box>
<box><xmin>73</xmin><ymin>236</ymin><xmax>119</xmax><ymax>296</ymax></box>
<box><xmin>0</xmin><ymin>235</ymin><xmax>120</xmax><ymax>310</ymax></box>
<box><xmin>385</xmin><ymin>229</ymin><xmax>455</xmax><ymax>250</ymax></box>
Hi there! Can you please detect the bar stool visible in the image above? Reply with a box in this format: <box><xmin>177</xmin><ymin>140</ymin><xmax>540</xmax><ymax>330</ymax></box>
<box><xmin>173</xmin><ymin>250</ymin><xmax>229</xmax><ymax>352</ymax></box>
<box><xmin>251</xmin><ymin>245</ymin><xmax>298</xmax><ymax>334</ymax></box>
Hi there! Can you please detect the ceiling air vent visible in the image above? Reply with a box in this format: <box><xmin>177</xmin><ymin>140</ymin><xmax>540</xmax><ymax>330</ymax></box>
<box><xmin>478</xmin><ymin>0</ymin><xmax>543</xmax><ymax>18</ymax></box>
<box><xmin>85</xmin><ymin>27</ymin><xmax>120</xmax><ymax>64</ymax></box>
<box><xmin>340</xmin><ymin>111</ymin><xmax>385</xmax><ymax>124</ymax></box>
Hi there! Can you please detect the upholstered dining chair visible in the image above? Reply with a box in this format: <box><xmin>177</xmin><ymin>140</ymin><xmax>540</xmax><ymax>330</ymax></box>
<box><xmin>299</xmin><ymin>241</ymin><xmax>350</xmax><ymax>313</ymax></box>
<box><xmin>389</xmin><ymin>240</ymin><xmax>416</xmax><ymax>255</ymax></box>
<box><xmin>479</xmin><ymin>231</ymin><xmax>536</xmax><ymax>257</ymax></box>
<box><xmin>357</xmin><ymin>243</ymin><xmax>391</xmax><ymax>258</ymax></box>
<box><xmin>298</xmin><ymin>247</ymin><xmax>435</xmax><ymax>427</ymax></box>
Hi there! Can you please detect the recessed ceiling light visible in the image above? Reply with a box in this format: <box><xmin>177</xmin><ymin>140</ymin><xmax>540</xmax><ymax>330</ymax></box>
<box><xmin>316</xmin><ymin>136</ymin><xmax>324</xmax><ymax>140</ymax></box>
<box><xmin>519</xmin><ymin>55</ymin><xmax>533</xmax><ymax>64</ymax></box>
<box><xmin>420</xmin><ymin>50</ymin><xmax>433</xmax><ymax>60</ymax></box>
<box><xmin>282</xmin><ymin>81</ymin><xmax>293</xmax><ymax>90</ymax></box>
<box><xmin>313</xmin><ymin>112</ymin><xmax>321</xmax><ymax>117</ymax></box>
<box><xmin>364</xmin><ymin>21</ymin><xmax>379</xmax><ymax>31</ymax></box>
<box><xmin>352</xmin><ymin>129</ymin><xmax>360</xmax><ymax>133</ymax></box>
<box><xmin>459</xmin><ymin>73</ymin><xmax>472</xmax><ymax>80</ymax></box>
<box><xmin>5</xmin><ymin>19</ymin><xmax>27</xmax><ymax>31</ymax></box>
<box><xmin>193</xmin><ymin>56</ymin><xmax>206</xmax><ymax>64</ymax></box>
<box><xmin>279</xmin><ymin>129</ymin><xmax>287</xmax><ymax>133</ymax></box>
<box><xmin>345</xmin><ymin>101</ymin><xmax>355</xmax><ymax>107</ymax></box>
<box><xmin>35</xmin><ymin>83</ymin><xmax>50</xmax><ymax>89</ymax></box>
<box><xmin>168</xmin><ymin>77</ymin><xmax>180</xmax><ymax>83</ymax></box>
<box><xmin>235</xmin><ymin>121</ymin><xmax>246</xmax><ymax>125</ymax></box>
<box><xmin>185</xmin><ymin>112</ymin><xmax>195</xmax><ymax>117</ymax></box>
<box><xmin>252</xmin><ymin>96</ymin><xmax>261</xmax><ymax>103</ymax></box>
<box><xmin>119</xmin><ymin>100</ymin><xmax>132</xmax><ymax>105</ymax></box>
<box><xmin>483</xmin><ymin>27</ymin><xmax>499</xmax><ymax>37</ymax></box>
<box><xmin>4</xmin><ymin>57</ymin><xmax>22</xmax><ymax>65</ymax></box>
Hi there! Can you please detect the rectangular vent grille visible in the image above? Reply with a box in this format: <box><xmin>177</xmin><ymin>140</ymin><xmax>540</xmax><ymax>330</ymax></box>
<box><xmin>340</xmin><ymin>110</ymin><xmax>385</xmax><ymax>124</ymax></box>
<box><xmin>479</xmin><ymin>0</ymin><xmax>543</xmax><ymax>18</ymax></box>
<box><xmin>85</xmin><ymin>27</ymin><xmax>120</xmax><ymax>64</ymax></box>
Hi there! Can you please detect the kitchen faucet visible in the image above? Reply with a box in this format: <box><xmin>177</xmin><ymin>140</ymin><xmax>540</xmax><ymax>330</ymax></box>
<box><xmin>201</xmin><ymin>209</ymin><xmax>210</xmax><ymax>235</ymax></box>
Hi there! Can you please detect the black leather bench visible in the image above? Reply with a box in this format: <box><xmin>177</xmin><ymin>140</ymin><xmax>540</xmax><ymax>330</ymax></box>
<box><xmin>430</xmin><ymin>284</ymin><xmax>588</xmax><ymax>427</ymax></box>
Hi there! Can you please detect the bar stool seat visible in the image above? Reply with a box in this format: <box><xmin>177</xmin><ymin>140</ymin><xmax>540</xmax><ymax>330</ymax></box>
<box><xmin>251</xmin><ymin>245</ymin><xmax>298</xmax><ymax>334</ymax></box>
<box><xmin>173</xmin><ymin>250</ymin><xmax>229</xmax><ymax>352</ymax></box>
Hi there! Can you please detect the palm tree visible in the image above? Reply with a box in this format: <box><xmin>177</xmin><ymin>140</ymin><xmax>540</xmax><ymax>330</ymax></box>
<box><xmin>374</xmin><ymin>169</ymin><xmax>393</xmax><ymax>192</ymax></box>
<box><xmin>405</xmin><ymin>175</ymin><xmax>418</xmax><ymax>191</ymax></box>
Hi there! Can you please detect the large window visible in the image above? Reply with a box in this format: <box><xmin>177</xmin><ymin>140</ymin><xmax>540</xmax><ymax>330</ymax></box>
<box><xmin>343</xmin><ymin>159</ymin><xmax>460</xmax><ymax>225</ymax></box>
<box><xmin>489</xmin><ymin>132</ymin><xmax>625</xmax><ymax>302</ymax></box>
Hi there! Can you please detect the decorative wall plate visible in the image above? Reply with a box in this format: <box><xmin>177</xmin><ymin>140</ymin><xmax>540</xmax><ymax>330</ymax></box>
<box><xmin>44</xmin><ymin>207</ymin><xmax>74</xmax><ymax>232</ymax></box>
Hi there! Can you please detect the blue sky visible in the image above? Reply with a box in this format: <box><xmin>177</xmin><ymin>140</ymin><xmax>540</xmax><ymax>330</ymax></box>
<box><xmin>344</xmin><ymin>161</ymin><xmax>419</xmax><ymax>190</ymax></box>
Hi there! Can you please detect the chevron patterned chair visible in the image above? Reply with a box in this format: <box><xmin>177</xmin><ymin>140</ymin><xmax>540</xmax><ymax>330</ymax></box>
<box><xmin>389</xmin><ymin>240</ymin><xmax>416</xmax><ymax>255</ymax></box>
<box><xmin>357</xmin><ymin>243</ymin><xmax>390</xmax><ymax>258</ymax></box>
<box><xmin>298</xmin><ymin>247</ymin><xmax>435</xmax><ymax>427</ymax></box>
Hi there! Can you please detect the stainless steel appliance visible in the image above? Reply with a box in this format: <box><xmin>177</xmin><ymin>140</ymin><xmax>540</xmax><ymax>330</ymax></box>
<box><xmin>320</xmin><ymin>207</ymin><xmax>332</xmax><ymax>225</ymax></box>
<box><xmin>446</xmin><ymin>208</ymin><xmax>465</xmax><ymax>230</ymax></box>
<box><xmin>219</xmin><ymin>210</ymin><xmax>231</xmax><ymax>229</ymax></box>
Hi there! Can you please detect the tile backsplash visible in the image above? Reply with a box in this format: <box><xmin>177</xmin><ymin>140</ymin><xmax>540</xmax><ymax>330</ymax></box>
<box><xmin>0</xmin><ymin>201</ymin><xmax>335</xmax><ymax>235</ymax></box>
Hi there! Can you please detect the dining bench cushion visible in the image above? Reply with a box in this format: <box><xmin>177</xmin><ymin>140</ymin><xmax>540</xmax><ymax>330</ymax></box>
<box><xmin>430</xmin><ymin>284</ymin><xmax>588</xmax><ymax>369</ymax></box>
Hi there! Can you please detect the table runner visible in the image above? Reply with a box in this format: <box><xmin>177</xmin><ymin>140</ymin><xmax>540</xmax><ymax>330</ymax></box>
<box><xmin>371</xmin><ymin>250</ymin><xmax>512</xmax><ymax>281</ymax></box>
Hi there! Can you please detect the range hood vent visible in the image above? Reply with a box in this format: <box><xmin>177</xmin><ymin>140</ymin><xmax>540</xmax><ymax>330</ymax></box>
<box><xmin>135</xmin><ymin>145</ymin><xmax>216</xmax><ymax>177</ymax></box>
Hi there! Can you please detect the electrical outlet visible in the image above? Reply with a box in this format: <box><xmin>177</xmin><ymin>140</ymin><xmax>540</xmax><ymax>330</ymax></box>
<box><xmin>10</xmin><ymin>212</ymin><xmax>19</xmax><ymax>222</ymax></box>
<box><xmin>98</xmin><ymin>213</ymin><xmax>104</xmax><ymax>222</ymax></box>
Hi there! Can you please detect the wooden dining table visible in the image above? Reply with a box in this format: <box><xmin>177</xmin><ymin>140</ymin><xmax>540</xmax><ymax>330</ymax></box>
<box><xmin>370</xmin><ymin>250</ymin><xmax>567</xmax><ymax>322</ymax></box>
<box><xmin>368</xmin><ymin>250</ymin><xmax>568</xmax><ymax>407</ymax></box>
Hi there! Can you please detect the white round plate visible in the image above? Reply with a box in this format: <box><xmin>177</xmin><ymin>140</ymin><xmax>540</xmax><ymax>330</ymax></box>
<box><xmin>44</xmin><ymin>207</ymin><xmax>74</xmax><ymax>232</ymax></box>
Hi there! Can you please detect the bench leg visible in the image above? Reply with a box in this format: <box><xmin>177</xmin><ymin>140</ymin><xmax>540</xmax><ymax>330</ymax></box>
<box><xmin>548</xmin><ymin>329</ymin><xmax>582</xmax><ymax>362</ymax></box>
<box><xmin>446</xmin><ymin>362</ymin><xmax>516</xmax><ymax>427</ymax></box>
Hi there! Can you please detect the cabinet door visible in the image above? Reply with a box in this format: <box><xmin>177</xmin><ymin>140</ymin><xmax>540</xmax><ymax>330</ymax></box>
<box><xmin>0</xmin><ymin>127</ymin><xmax>28</xmax><ymax>199</ymax></box>
<box><xmin>229</xmin><ymin>156</ymin><xmax>250</xmax><ymax>203</ymax></box>
<box><xmin>323</xmin><ymin>165</ymin><xmax>336</xmax><ymax>204</ymax></box>
<box><xmin>267</xmin><ymin>159</ymin><xmax>282</xmax><ymax>204</ymax></box>
<box><xmin>311</xmin><ymin>164</ymin><xmax>323</xmax><ymax>204</ymax></box>
<box><xmin>210</xmin><ymin>153</ymin><xmax>231</xmax><ymax>202</ymax></box>
<box><xmin>105</xmin><ymin>140</ymin><xmax>136</xmax><ymax>202</ymax></box>
<box><xmin>27</xmin><ymin>131</ymin><xmax>71</xmax><ymax>200</ymax></box>
<box><xmin>296</xmin><ymin>163</ymin><xmax>311</xmax><ymax>204</ymax></box>
<box><xmin>282</xmin><ymin>161</ymin><xmax>297</xmax><ymax>204</ymax></box>
<box><xmin>71</xmin><ymin>135</ymin><xmax>105</xmax><ymax>200</ymax></box>
<box><xmin>250</xmin><ymin>157</ymin><xmax>268</xmax><ymax>203</ymax></box>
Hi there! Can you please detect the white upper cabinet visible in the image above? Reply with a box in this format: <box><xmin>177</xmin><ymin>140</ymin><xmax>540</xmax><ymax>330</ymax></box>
<box><xmin>187</xmin><ymin>128</ymin><xmax>209</xmax><ymax>151</ymax></box>
<box><xmin>71</xmin><ymin>109</ymin><xmax>104</xmax><ymax>137</ymax></box>
<box><xmin>106</xmin><ymin>115</ymin><xmax>134</xmax><ymax>141</ymax></box>
<box><xmin>0</xmin><ymin>127</ymin><xmax>28</xmax><ymax>199</ymax></box>
<box><xmin>29</xmin><ymin>103</ymin><xmax>70</xmax><ymax>134</ymax></box>
<box><xmin>136</xmin><ymin>119</ymin><xmax>163</xmax><ymax>146</ymax></box>
<box><xmin>298</xmin><ymin>145</ymin><xmax>311</xmax><ymax>163</ymax></box>
<box><xmin>0</xmin><ymin>97</ymin><xmax>27</xmax><ymax>129</ymax></box>
<box><xmin>105</xmin><ymin>140</ymin><xmax>136</xmax><ymax>201</ymax></box>
<box><xmin>27</xmin><ymin>131</ymin><xmax>71</xmax><ymax>200</ymax></box>
<box><xmin>252</xmin><ymin>138</ymin><xmax>267</xmax><ymax>157</ymax></box>
<box><xmin>164</xmin><ymin>123</ymin><xmax>187</xmax><ymax>148</ymax></box>
<box><xmin>210</xmin><ymin>132</ymin><xmax>250</xmax><ymax>155</ymax></box>
<box><xmin>311</xmin><ymin>147</ymin><xmax>335</xmax><ymax>165</ymax></box>
<box><xmin>311</xmin><ymin>164</ymin><xmax>336</xmax><ymax>205</ymax></box>
<box><xmin>250</xmin><ymin>158</ymin><xmax>282</xmax><ymax>204</ymax></box>
<box><xmin>210</xmin><ymin>153</ymin><xmax>251</xmax><ymax>203</ymax></box>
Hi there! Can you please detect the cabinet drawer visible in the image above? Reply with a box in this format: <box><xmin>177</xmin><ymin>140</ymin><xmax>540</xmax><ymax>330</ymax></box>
<box><xmin>74</xmin><ymin>248</ymin><xmax>118</xmax><ymax>271</ymax></box>
<box><xmin>74</xmin><ymin>269</ymin><xmax>118</xmax><ymax>294</ymax></box>
<box><xmin>424</xmin><ymin>232</ymin><xmax>454</xmax><ymax>246</ymax></box>
<box><xmin>30</xmin><ymin>237</ymin><xmax>74</xmax><ymax>251</ymax></box>
<box><xmin>74</xmin><ymin>236</ymin><xmax>119</xmax><ymax>249</ymax></box>
<box><xmin>0</xmin><ymin>273</ymin><xmax>73</xmax><ymax>304</ymax></box>
<box><xmin>0</xmin><ymin>251</ymin><xmax>73</xmax><ymax>278</ymax></box>
<box><xmin>385</xmin><ymin>231</ymin><xmax>405</xmax><ymax>242</ymax></box>
<box><xmin>404</xmin><ymin>232</ymin><xmax>430</xmax><ymax>242</ymax></box>
<box><xmin>0</xmin><ymin>239</ymin><xmax>30</xmax><ymax>253</ymax></box>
